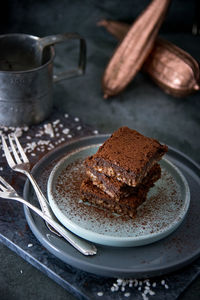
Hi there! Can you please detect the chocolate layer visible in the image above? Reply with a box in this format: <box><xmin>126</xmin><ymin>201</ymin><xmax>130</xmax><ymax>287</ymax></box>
<box><xmin>85</xmin><ymin>127</ymin><xmax>167</xmax><ymax>186</ymax></box>
<box><xmin>86</xmin><ymin>163</ymin><xmax>161</xmax><ymax>200</ymax></box>
<box><xmin>80</xmin><ymin>179</ymin><xmax>148</xmax><ymax>218</ymax></box>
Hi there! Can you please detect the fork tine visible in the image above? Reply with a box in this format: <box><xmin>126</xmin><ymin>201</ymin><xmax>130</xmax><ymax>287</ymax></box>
<box><xmin>1</xmin><ymin>135</ymin><xmax>15</xmax><ymax>168</ymax></box>
<box><xmin>13</xmin><ymin>134</ymin><xmax>29</xmax><ymax>164</ymax></box>
<box><xmin>8</xmin><ymin>135</ymin><xmax>22</xmax><ymax>165</ymax></box>
<box><xmin>0</xmin><ymin>175</ymin><xmax>14</xmax><ymax>190</ymax></box>
<box><xmin>0</xmin><ymin>176</ymin><xmax>20</xmax><ymax>199</ymax></box>
<box><xmin>0</xmin><ymin>183</ymin><xmax>7</xmax><ymax>192</ymax></box>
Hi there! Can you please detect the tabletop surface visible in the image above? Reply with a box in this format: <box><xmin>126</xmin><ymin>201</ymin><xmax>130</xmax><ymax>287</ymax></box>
<box><xmin>0</xmin><ymin>0</ymin><xmax>200</xmax><ymax>299</ymax></box>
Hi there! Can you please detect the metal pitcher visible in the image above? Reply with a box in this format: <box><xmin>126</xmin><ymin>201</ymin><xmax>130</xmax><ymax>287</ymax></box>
<box><xmin>0</xmin><ymin>33</ymin><xmax>86</xmax><ymax>126</ymax></box>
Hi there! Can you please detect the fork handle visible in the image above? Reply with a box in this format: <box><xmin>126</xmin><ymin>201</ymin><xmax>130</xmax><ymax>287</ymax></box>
<box><xmin>25</xmin><ymin>171</ymin><xmax>52</xmax><ymax>214</ymax></box>
<box><xmin>25</xmin><ymin>171</ymin><xmax>62</xmax><ymax>236</ymax></box>
<box><xmin>15</xmin><ymin>195</ymin><xmax>97</xmax><ymax>255</ymax></box>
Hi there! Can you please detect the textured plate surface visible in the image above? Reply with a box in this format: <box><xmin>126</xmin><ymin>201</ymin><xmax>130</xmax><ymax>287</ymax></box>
<box><xmin>47</xmin><ymin>145</ymin><xmax>190</xmax><ymax>247</ymax></box>
<box><xmin>23</xmin><ymin>135</ymin><xmax>200</xmax><ymax>278</ymax></box>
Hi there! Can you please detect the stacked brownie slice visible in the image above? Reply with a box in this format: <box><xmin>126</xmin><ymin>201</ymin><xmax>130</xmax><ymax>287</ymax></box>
<box><xmin>80</xmin><ymin>127</ymin><xmax>168</xmax><ymax>218</ymax></box>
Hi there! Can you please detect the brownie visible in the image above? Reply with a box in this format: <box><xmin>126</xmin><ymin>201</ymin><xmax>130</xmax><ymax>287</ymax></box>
<box><xmin>86</xmin><ymin>163</ymin><xmax>161</xmax><ymax>200</ymax></box>
<box><xmin>85</xmin><ymin>127</ymin><xmax>167</xmax><ymax>186</ymax></box>
<box><xmin>80</xmin><ymin>178</ymin><xmax>148</xmax><ymax>218</ymax></box>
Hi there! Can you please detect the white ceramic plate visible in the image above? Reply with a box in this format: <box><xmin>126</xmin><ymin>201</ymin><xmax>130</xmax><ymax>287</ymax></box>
<box><xmin>47</xmin><ymin>144</ymin><xmax>190</xmax><ymax>247</ymax></box>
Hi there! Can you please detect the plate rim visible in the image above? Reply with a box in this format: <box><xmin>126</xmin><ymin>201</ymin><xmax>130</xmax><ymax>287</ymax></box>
<box><xmin>23</xmin><ymin>204</ymin><xmax>200</xmax><ymax>277</ymax></box>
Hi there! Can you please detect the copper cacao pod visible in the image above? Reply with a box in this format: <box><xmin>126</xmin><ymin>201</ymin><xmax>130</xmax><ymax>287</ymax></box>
<box><xmin>102</xmin><ymin>0</ymin><xmax>171</xmax><ymax>98</ymax></box>
<box><xmin>99</xmin><ymin>20</ymin><xmax>200</xmax><ymax>97</ymax></box>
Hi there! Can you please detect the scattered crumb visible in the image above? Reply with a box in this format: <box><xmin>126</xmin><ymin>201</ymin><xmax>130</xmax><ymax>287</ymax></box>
<box><xmin>44</xmin><ymin>123</ymin><xmax>54</xmax><ymax>138</ymax></box>
<box><xmin>161</xmin><ymin>280</ymin><xmax>165</xmax><ymax>285</ymax></box>
<box><xmin>62</xmin><ymin>128</ymin><xmax>70</xmax><ymax>135</ymax></box>
<box><xmin>109</xmin><ymin>277</ymin><xmax>169</xmax><ymax>298</ymax></box>
<box><xmin>124</xmin><ymin>292</ymin><xmax>130</xmax><ymax>297</ymax></box>
<box><xmin>14</xmin><ymin>127</ymin><xmax>23</xmax><ymax>137</ymax></box>
<box><xmin>165</xmin><ymin>284</ymin><xmax>169</xmax><ymax>289</ymax></box>
<box><xmin>53</xmin><ymin>119</ymin><xmax>60</xmax><ymax>126</ymax></box>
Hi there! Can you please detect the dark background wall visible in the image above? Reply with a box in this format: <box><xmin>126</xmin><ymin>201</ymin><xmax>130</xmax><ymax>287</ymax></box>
<box><xmin>0</xmin><ymin>0</ymin><xmax>198</xmax><ymax>35</ymax></box>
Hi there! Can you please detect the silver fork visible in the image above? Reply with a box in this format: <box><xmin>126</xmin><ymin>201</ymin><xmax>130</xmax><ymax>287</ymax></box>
<box><xmin>0</xmin><ymin>175</ymin><xmax>97</xmax><ymax>255</ymax></box>
<box><xmin>1</xmin><ymin>134</ymin><xmax>61</xmax><ymax>236</ymax></box>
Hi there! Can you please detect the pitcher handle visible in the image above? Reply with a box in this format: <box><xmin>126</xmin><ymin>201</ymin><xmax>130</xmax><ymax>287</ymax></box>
<box><xmin>38</xmin><ymin>33</ymin><xmax>86</xmax><ymax>82</ymax></box>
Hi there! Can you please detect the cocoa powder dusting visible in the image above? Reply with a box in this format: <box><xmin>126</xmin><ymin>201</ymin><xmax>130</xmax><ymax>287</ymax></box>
<box><xmin>51</xmin><ymin>158</ymin><xmax>186</xmax><ymax>238</ymax></box>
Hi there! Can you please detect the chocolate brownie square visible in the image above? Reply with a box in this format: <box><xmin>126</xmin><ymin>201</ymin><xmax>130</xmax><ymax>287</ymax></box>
<box><xmin>85</xmin><ymin>127</ymin><xmax>167</xmax><ymax>186</ymax></box>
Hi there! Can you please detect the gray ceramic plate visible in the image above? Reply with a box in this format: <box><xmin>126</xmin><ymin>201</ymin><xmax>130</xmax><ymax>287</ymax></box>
<box><xmin>23</xmin><ymin>135</ymin><xmax>200</xmax><ymax>278</ymax></box>
<box><xmin>47</xmin><ymin>145</ymin><xmax>190</xmax><ymax>247</ymax></box>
